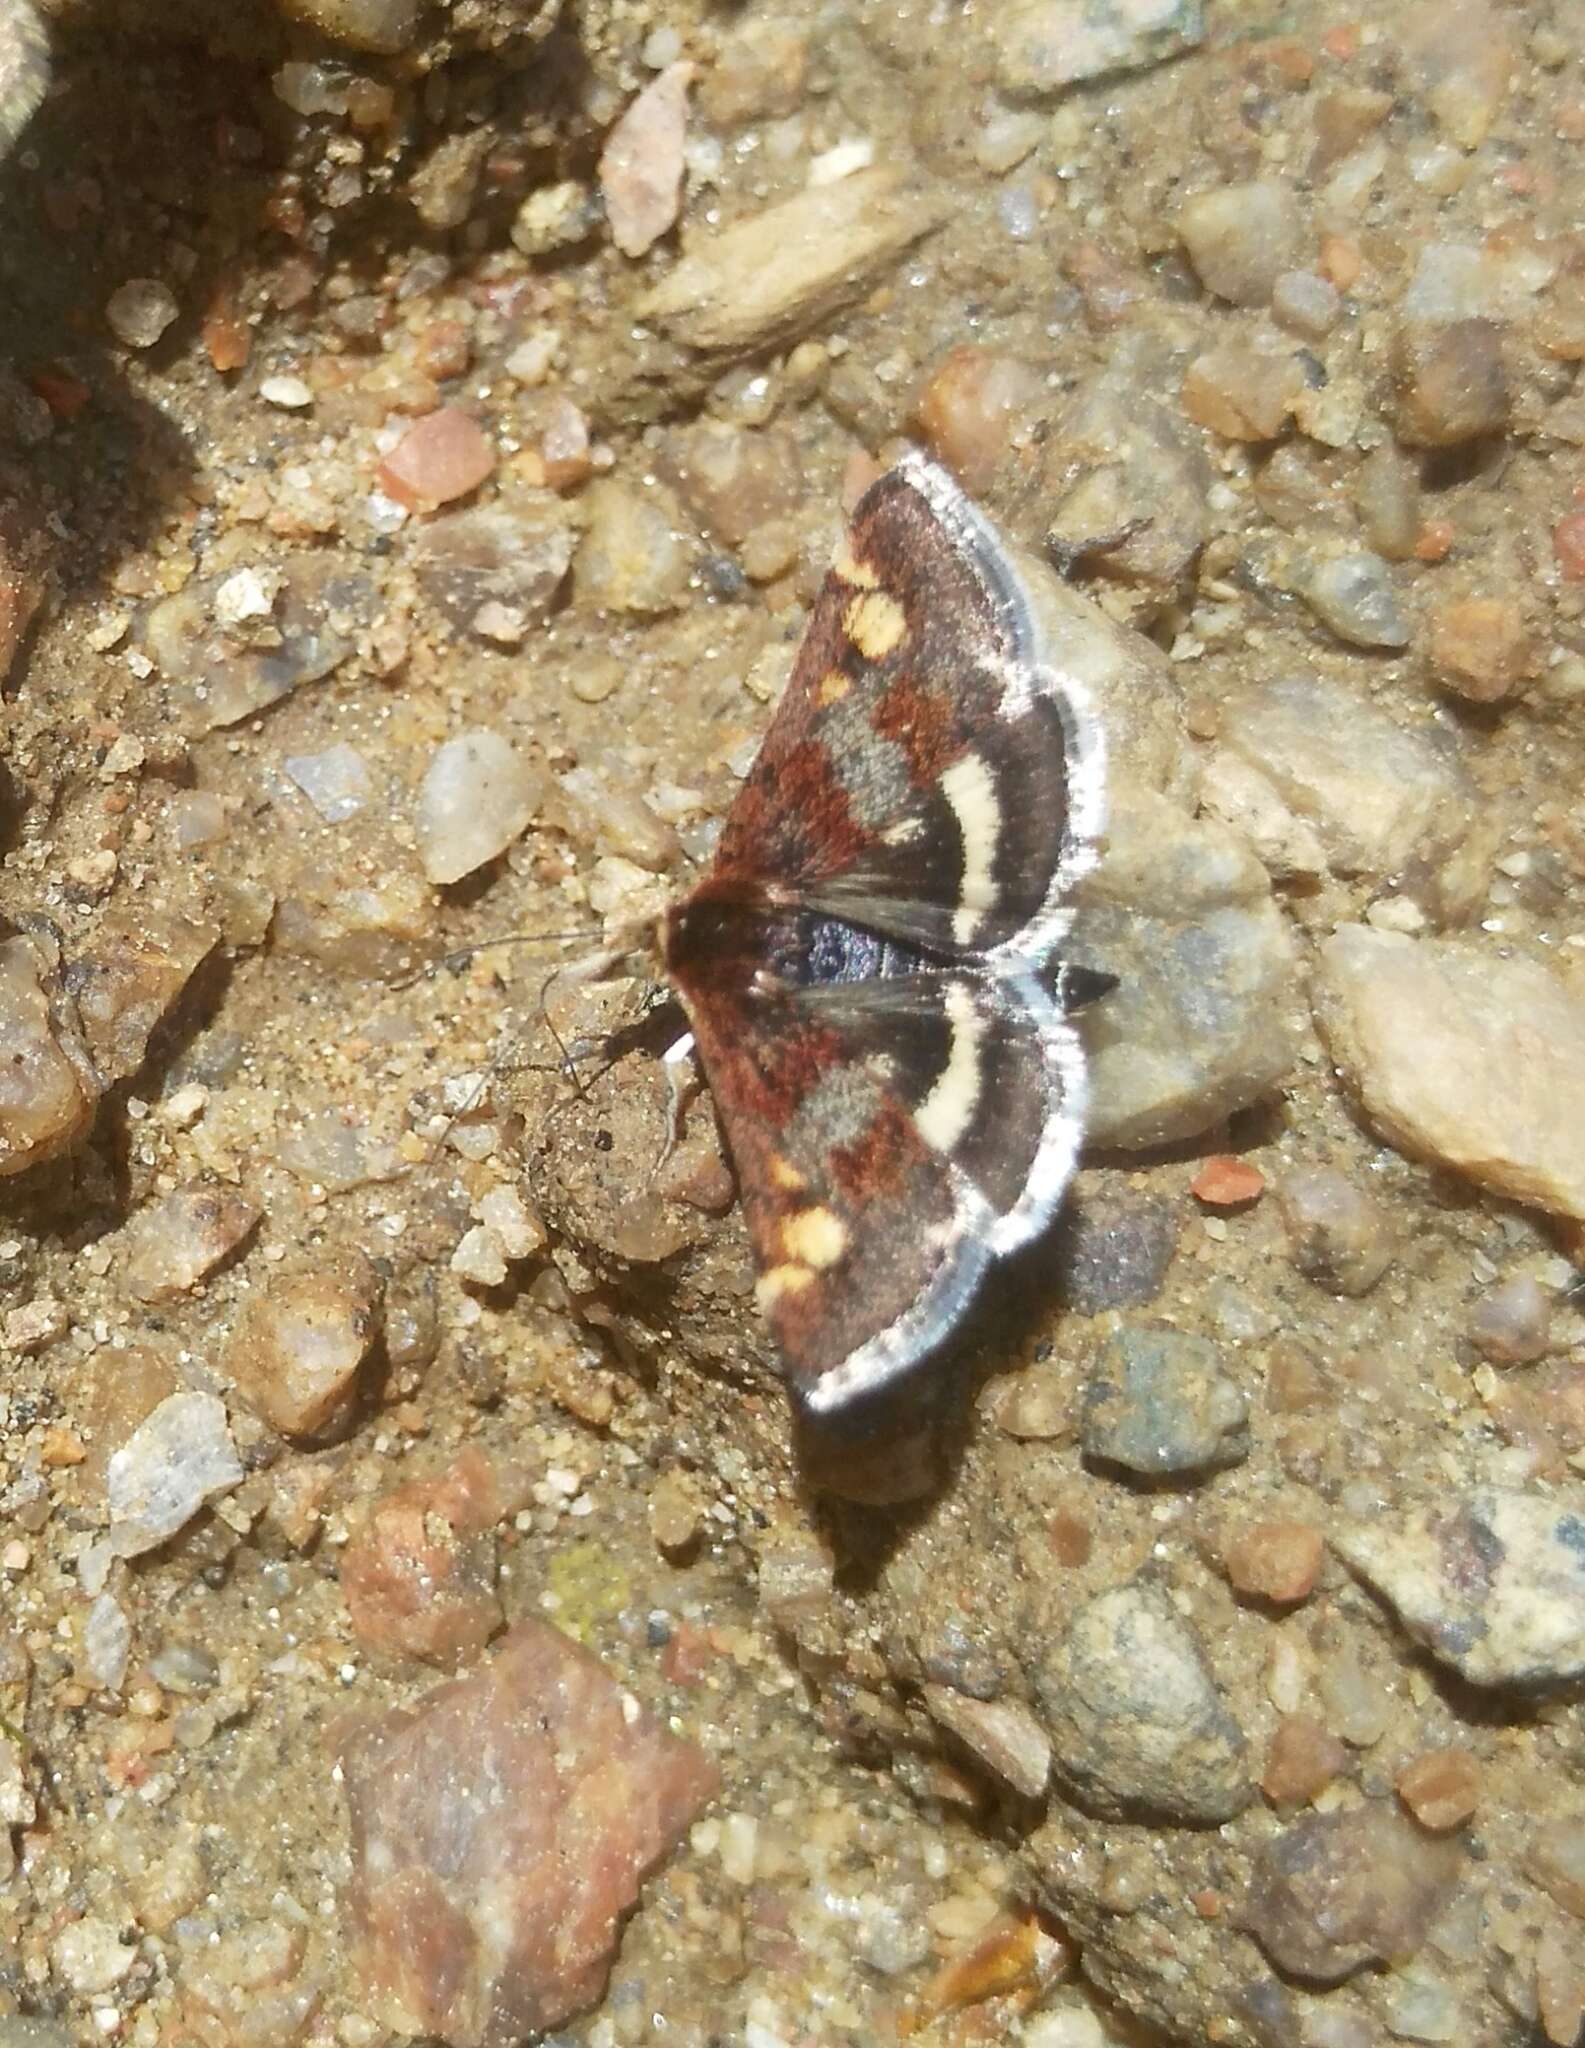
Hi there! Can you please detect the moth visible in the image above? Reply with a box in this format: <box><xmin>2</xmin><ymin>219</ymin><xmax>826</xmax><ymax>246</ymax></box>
<box><xmin>632</xmin><ymin>454</ymin><xmax>1108</xmax><ymax>1418</ymax></box>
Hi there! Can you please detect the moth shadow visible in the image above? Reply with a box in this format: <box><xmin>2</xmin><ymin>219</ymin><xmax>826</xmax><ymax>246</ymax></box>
<box><xmin>794</xmin><ymin>1246</ymin><xmax>1060</xmax><ymax>1582</ymax></box>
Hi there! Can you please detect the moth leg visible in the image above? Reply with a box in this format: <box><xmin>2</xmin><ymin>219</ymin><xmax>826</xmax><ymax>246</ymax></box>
<box><xmin>656</xmin><ymin>1030</ymin><xmax>700</xmax><ymax>1175</ymax></box>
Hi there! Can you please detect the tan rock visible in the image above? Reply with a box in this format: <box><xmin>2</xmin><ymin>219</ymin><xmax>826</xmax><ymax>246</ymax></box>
<box><xmin>0</xmin><ymin>934</ymin><xmax>99</xmax><ymax>1175</ymax></box>
<box><xmin>1314</xmin><ymin>928</ymin><xmax>1585</xmax><ymax>1221</ymax></box>
<box><xmin>121</xmin><ymin>1181</ymin><xmax>261</xmax><ymax>1302</ymax></box>
<box><xmin>226</xmin><ymin>1249</ymin><xmax>381</xmax><ymax>1439</ymax></box>
<box><xmin>637</xmin><ymin>165</ymin><xmax>942</xmax><ymax>354</ymax></box>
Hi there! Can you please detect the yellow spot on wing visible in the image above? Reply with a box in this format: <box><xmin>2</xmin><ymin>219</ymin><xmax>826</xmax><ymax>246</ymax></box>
<box><xmin>756</xmin><ymin>1263</ymin><xmax>814</xmax><ymax>1310</ymax></box>
<box><xmin>780</xmin><ymin>1205</ymin><xmax>847</xmax><ymax>1269</ymax></box>
<box><xmin>831</xmin><ymin>537</ymin><xmax>879</xmax><ymax>589</ymax></box>
<box><xmin>817</xmin><ymin>670</ymin><xmax>850</xmax><ymax>706</ymax></box>
<box><xmin>843</xmin><ymin>589</ymin><xmax>908</xmax><ymax>662</ymax></box>
<box><xmin>770</xmin><ymin>1154</ymin><xmax>808</xmax><ymax>1191</ymax></box>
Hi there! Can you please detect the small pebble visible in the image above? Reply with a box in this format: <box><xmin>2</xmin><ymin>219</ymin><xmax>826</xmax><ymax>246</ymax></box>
<box><xmin>284</xmin><ymin>743</ymin><xmax>374</xmax><ymax>825</ymax></box>
<box><xmin>121</xmin><ymin>1181</ymin><xmax>260</xmax><ymax>1302</ymax></box>
<box><xmin>476</xmin><ymin>1186</ymin><xmax>545</xmax><ymax>1261</ymax></box>
<box><xmin>1527</xmin><ymin>1817</ymin><xmax>1585</xmax><ymax>1920</ymax></box>
<box><xmin>260</xmin><ymin>374</ymin><xmax>314</xmax><ymax>410</ymax></box>
<box><xmin>599</xmin><ymin>62</ymin><xmax>693</xmax><ymax>258</ymax></box>
<box><xmin>106</xmin><ymin>278</ymin><xmax>179</xmax><ymax>349</ymax></box>
<box><xmin>277</xmin><ymin>0</ymin><xmax>421</xmax><ymax>55</ymax></box>
<box><xmin>226</xmin><ymin>1250</ymin><xmax>381</xmax><ymax>1439</ymax></box>
<box><xmin>1083</xmin><ymin>1326</ymin><xmax>1249</xmax><ymax>1478</ymax></box>
<box><xmin>1034</xmin><ymin>1582</ymin><xmax>1250</xmax><ymax>1824</ymax></box>
<box><xmin>914</xmin><ymin>346</ymin><xmax>1042</xmax><ymax>494</ymax></box>
<box><xmin>1226</xmin><ymin>1521</ymin><xmax>1324</xmax><ymax>1606</ymax></box>
<box><xmin>1275</xmin><ymin>1167</ymin><xmax>1395</xmax><ymax>1296</ymax></box>
<box><xmin>1396</xmin><ymin>1746</ymin><xmax>1481</xmax><ymax>1832</ymax></box>
<box><xmin>378</xmin><ymin>407</ymin><xmax>495</xmax><ymax>512</ymax></box>
<box><xmin>1271</xmin><ymin>269</ymin><xmax>1342</xmax><ymax>338</ymax></box>
<box><xmin>1262</xmin><ymin>1714</ymin><xmax>1349</xmax><ymax>1807</ymax></box>
<box><xmin>452</xmin><ymin>1224</ymin><xmax>508</xmax><ymax>1287</ymax></box>
<box><xmin>1315</xmin><ymin>929</ymin><xmax>1585</xmax><ymax>1226</ymax></box>
<box><xmin>1467</xmin><ymin>1272</ymin><xmax>1551</xmax><ymax>1365</ymax></box>
<box><xmin>511</xmin><ymin>178</ymin><xmax>600</xmax><ymax>257</ymax></box>
<box><xmin>1394</xmin><ymin>318</ymin><xmax>1509</xmax><ymax>447</ymax></box>
<box><xmin>414</xmin><ymin>730</ymin><xmax>545</xmax><ymax>886</ymax></box>
<box><xmin>1353</xmin><ymin>443</ymin><xmax>1422</xmax><ymax>561</ymax></box>
<box><xmin>574</xmin><ymin>478</ymin><xmax>691</xmax><ymax>616</ymax></box>
<box><xmin>1553</xmin><ymin>507</ymin><xmax>1585</xmax><ymax>581</ymax></box>
<box><xmin>1244</xmin><ymin>1805</ymin><xmax>1461</xmax><ymax>1983</ymax></box>
<box><xmin>1177</xmin><ymin>179</ymin><xmax>1303</xmax><ymax>306</ymax></box>
<box><xmin>1190</xmin><ymin>1156</ymin><xmax>1264</xmax><ymax>1208</ymax></box>
<box><xmin>1426</xmin><ymin>594</ymin><xmax>1534</xmax><ymax>703</ymax></box>
<box><xmin>1304</xmin><ymin>550</ymin><xmax>1411</xmax><ymax>650</ymax></box>
<box><xmin>107</xmin><ymin>1390</ymin><xmax>244</xmax><ymax>1558</ymax></box>
<box><xmin>647</xmin><ymin>1471</ymin><xmax>703</xmax><ymax>1555</ymax></box>
<box><xmin>52</xmin><ymin>1919</ymin><xmax>137</xmax><ymax>1995</ymax></box>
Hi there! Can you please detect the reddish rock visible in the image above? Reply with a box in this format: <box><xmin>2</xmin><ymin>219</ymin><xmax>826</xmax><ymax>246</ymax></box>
<box><xmin>1396</xmin><ymin>1745</ymin><xmax>1481</xmax><ymax>1832</ymax></box>
<box><xmin>1426</xmin><ymin>594</ymin><xmax>1535</xmax><ymax>704</ymax></box>
<box><xmin>599</xmin><ymin>63</ymin><xmax>693</xmax><ymax>259</ymax></box>
<box><xmin>339</xmin><ymin>1619</ymin><xmax>719</xmax><ymax>2045</ymax></box>
<box><xmin>378</xmin><ymin>408</ymin><xmax>495</xmax><ymax>511</ymax></box>
<box><xmin>1191</xmin><ymin>1156</ymin><xmax>1266</xmax><ymax>1208</ymax></box>
<box><xmin>1261</xmin><ymin>1714</ymin><xmax>1348</xmax><ymax>1808</ymax></box>
<box><xmin>340</xmin><ymin>1445</ymin><xmax>529</xmax><ymax>1669</ymax></box>
<box><xmin>1226</xmin><ymin>1521</ymin><xmax>1324</xmax><ymax>1605</ymax></box>
<box><xmin>1554</xmin><ymin>507</ymin><xmax>1585</xmax><ymax>581</ymax></box>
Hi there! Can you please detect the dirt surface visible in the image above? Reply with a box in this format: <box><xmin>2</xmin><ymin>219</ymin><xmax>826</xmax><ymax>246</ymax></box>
<box><xmin>0</xmin><ymin>0</ymin><xmax>1584</xmax><ymax>2044</ymax></box>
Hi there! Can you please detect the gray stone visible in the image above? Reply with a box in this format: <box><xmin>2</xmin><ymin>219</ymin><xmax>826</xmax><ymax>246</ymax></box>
<box><xmin>1050</xmin><ymin>1187</ymin><xmax>1180</xmax><ymax>1314</ymax></box>
<box><xmin>1314</xmin><ymin>928</ymin><xmax>1585</xmax><ymax>1223</ymax></box>
<box><xmin>1042</xmin><ymin>367</ymin><xmax>1213</xmax><ymax>607</ymax></box>
<box><xmin>1071</xmin><ymin>785</ymin><xmax>1299</xmax><ymax>1148</ymax></box>
<box><xmin>1083</xmin><ymin>1327</ymin><xmax>1249</xmax><ymax>1478</ymax></box>
<box><xmin>1031</xmin><ymin>1583</ymin><xmax>1250</xmax><ymax>1823</ymax></box>
<box><xmin>1333</xmin><ymin>1489</ymin><xmax>1585</xmax><ymax>1688</ymax></box>
<box><xmin>1244</xmin><ymin>1805</ymin><xmax>1462</xmax><ymax>1984</ymax></box>
<box><xmin>1302</xmin><ymin>550</ymin><xmax>1412</xmax><ymax>650</ymax></box>
<box><xmin>107</xmin><ymin>1391</ymin><xmax>244</xmax><ymax>1559</ymax></box>
<box><xmin>993</xmin><ymin>0</ymin><xmax>1205</xmax><ymax>99</ymax></box>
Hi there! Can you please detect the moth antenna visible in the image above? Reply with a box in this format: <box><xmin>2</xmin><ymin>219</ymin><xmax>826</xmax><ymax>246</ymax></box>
<box><xmin>389</xmin><ymin>926</ymin><xmax>602</xmax><ymax>992</ymax></box>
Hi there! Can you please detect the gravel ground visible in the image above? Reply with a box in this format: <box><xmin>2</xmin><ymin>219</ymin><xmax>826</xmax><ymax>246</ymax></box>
<box><xmin>0</xmin><ymin>0</ymin><xmax>1583</xmax><ymax>2045</ymax></box>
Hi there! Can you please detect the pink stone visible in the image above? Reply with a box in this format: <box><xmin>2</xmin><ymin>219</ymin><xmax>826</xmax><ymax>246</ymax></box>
<box><xmin>599</xmin><ymin>63</ymin><xmax>693</xmax><ymax>258</ymax></box>
<box><xmin>339</xmin><ymin>1619</ymin><xmax>719</xmax><ymax>2046</ymax></box>
<box><xmin>340</xmin><ymin>1446</ymin><xmax>526</xmax><ymax>1669</ymax></box>
<box><xmin>378</xmin><ymin>407</ymin><xmax>495</xmax><ymax>510</ymax></box>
